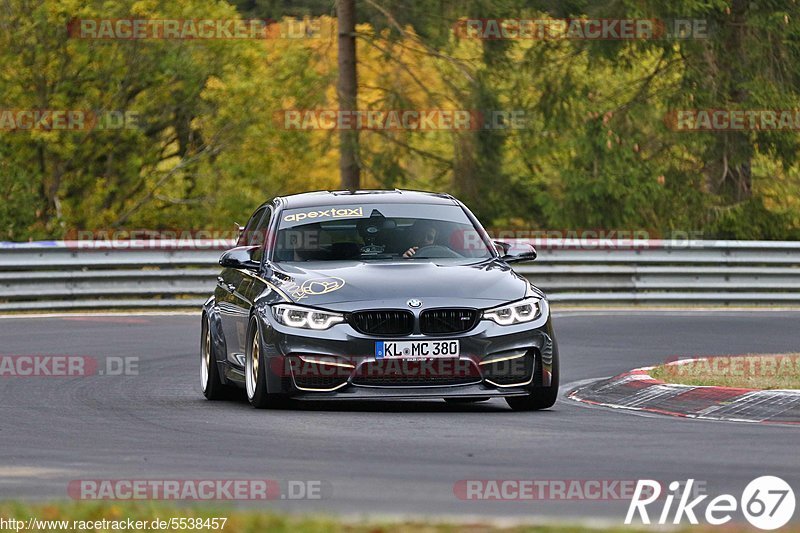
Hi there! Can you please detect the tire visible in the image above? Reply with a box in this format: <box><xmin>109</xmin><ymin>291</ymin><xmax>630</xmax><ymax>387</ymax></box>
<box><xmin>505</xmin><ymin>351</ymin><xmax>559</xmax><ymax>411</ymax></box>
<box><xmin>201</xmin><ymin>315</ymin><xmax>237</xmax><ymax>400</ymax></box>
<box><xmin>444</xmin><ymin>397</ymin><xmax>490</xmax><ymax>404</ymax></box>
<box><xmin>245</xmin><ymin>317</ymin><xmax>290</xmax><ymax>409</ymax></box>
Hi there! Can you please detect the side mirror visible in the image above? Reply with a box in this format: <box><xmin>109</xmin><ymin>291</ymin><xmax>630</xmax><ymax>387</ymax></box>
<box><xmin>219</xmin><ymin>246</ymin><xmax>260</xmax><ymax>270</ymax></box>
<box><xmin>493</xmin><ymin>240</ymin><xmax>511</xmax><ymax>256</ymax></box>
<box><xmin>497</xmin><ymin>242</ymin><xmax>537</xmax><ymax>263</ymax></box>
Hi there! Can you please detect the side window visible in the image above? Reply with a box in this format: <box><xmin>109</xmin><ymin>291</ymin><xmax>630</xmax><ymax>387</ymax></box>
<box><xmin>237</xmin><ymin>207</ymin><xmax>267</xmax><ymax>247</ymax></box>
<box><xmin>251</xmin><ymin>207</ymin><xmax>272</xmax><ymax>262</ymax></box>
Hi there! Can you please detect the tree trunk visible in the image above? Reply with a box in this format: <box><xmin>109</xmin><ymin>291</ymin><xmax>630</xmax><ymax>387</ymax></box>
<box><xmin>709</xmin><ymin>0</ymin><xmax>752</xmax><ymax>203</ymax></box>
<box><xmin>336</xmin><ymin>0</ymin><xmax>360</xmax><ymax>190</ymax></box>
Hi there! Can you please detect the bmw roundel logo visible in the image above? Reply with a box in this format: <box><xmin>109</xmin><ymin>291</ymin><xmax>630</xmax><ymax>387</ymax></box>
<box><xmin>407</xmin><ymin>299</ymin><xmax>422</xmax><ymax>308</ymax></box>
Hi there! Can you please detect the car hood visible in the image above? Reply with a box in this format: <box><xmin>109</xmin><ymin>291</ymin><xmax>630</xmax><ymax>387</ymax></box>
<box><xmin>270</xmin><ymin>259</ymin><xmax>529</xmax><ymax>311</ymax></box>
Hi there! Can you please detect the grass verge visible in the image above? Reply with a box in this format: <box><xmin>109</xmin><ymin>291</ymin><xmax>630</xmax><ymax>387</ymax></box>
<box><xmin>649</xmin><ymin>354</ymin><xmax>800</xmax><ymax>389</ymax></box>
<box><xmin>1</xmin><ymin>501</ymin><xmax>787</xmax><ymax>533</ymax></box>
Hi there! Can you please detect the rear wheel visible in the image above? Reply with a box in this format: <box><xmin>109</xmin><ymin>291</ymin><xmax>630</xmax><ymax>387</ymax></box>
<box><xmin>245</xmin><ymin>317</ymin><xmax>290</xmax><ymax>409</ymax></box>
<box><xmin>505</xmin><ymin>351</ymin><xmax>559</xmax><ymax>411</ymax></box>
<box><xmin>201</xmin><ymin>316</ymin><xmax>236</xmax><ymax>400</ymax></box>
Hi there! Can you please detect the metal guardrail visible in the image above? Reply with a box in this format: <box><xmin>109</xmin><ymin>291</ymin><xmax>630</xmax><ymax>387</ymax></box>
<box><xmin>0</xmin><ymin>240</ymin><xmax>798</xmax><ymax>310</ymax></box>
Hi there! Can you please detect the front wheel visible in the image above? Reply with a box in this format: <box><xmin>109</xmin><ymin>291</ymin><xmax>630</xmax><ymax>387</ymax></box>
<box><xmin>245</xmin><ymin>317</ymin><xmax>290</xmax><ymax>409</ymax></box>
<box><xmin>505</xmin><ymin>351</ymin><xmax>559</xmax><ymax>411</ymax></box>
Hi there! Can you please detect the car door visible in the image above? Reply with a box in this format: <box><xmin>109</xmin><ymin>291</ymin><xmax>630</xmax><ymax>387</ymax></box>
<box><xmin>217</xmin><ymin>206</ymin><xmax>268</xmax><ymax>365</ymax></box>
<box><xmin>230</xmin><ymin>205</ymin><xmax>273</xmax><ymax>351</ymax></box>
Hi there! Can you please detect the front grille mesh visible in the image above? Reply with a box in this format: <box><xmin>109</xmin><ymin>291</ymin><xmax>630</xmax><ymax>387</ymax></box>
<box><xmin>350</xmin><ymin>310</ymin><xmax>414</xmax><ymax>335</ymax></box>
<box><xmin>293</xmin><ymin>374</ymin><xmax>347</xmax><ymax>390</ymax></box>
<box><xmin>352</xmin><ymin>360</ymin><xmax>480</xmax><ymax>387</ymax></box>
<box><xmin>420</xmin><ymin>309</ymin><xmax>478</xmax><ymax>334</ymax></box>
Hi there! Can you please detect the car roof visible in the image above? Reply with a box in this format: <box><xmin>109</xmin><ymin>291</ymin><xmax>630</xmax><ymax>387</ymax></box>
<box><xmin>273</xmin><ymin>189</ymin><xmax>458</xmax><ymax>209</ymax></box>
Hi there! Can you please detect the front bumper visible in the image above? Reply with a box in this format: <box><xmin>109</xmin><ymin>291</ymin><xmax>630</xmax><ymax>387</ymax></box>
<box><xmin>234</xmin><ymin>300</ymin><xmax>557</xmax><ymax>399</ymax></box>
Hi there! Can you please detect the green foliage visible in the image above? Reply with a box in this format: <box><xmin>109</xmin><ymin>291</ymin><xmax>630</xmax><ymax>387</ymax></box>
<box><xmin>709</xmin><ymin>198</ymin><xmax>800</xmax><ymax>240</ymax></box>
<box><xmin>1</xmin><ymin>1</ymin><xmax>800</xmax><ymax>240</ymax></box>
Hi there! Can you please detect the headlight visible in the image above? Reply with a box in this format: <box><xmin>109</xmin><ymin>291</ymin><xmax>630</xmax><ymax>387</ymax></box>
<box><xmin>272</xmin><ymin>304</ymin><xmax>344</xmax><ymax>330</ymax></box>
<box><xmin>483</xmin><ymin>297</ymin><xmax>541</xmax><ymax>326</ymax></box>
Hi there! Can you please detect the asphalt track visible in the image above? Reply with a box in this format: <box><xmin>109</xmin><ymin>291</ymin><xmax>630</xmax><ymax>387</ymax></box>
<box><xmin>1</xmin><ymin>310</ymin><xmax>799</xmax><ymax>523</ymax></box>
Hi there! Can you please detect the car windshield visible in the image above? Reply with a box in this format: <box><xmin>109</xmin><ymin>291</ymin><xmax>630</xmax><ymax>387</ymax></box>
<box><xmin>274</xmin><ymin>203</ymin><xmax>494</xmax><ymax>263</ymax></box>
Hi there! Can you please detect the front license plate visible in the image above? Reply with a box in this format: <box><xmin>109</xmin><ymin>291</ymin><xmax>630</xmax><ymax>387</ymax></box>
<box><xmin>375</xmin><ymin>340</ymin><xmax>460</xmax><ymax>359</ymax></box>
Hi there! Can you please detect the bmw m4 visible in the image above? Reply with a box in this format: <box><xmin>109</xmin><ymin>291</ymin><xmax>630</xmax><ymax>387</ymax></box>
<box><xmin>201</xmin><ymin>190</ymin><xmax>559</xmax><ymax>410</ymax></box>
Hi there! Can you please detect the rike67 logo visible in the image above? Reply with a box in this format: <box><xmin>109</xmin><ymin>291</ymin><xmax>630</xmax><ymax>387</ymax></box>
<box><xmin>626</xmin><ymin>476</ymin><xmax>795</xmax><ymax>530</ymax></box>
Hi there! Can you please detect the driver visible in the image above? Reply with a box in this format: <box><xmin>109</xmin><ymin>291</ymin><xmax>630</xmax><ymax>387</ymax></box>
<box><xmin>403</xmin><ymin>222</ymin><xmax>438</xmax><ymax>258</ymax></box>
